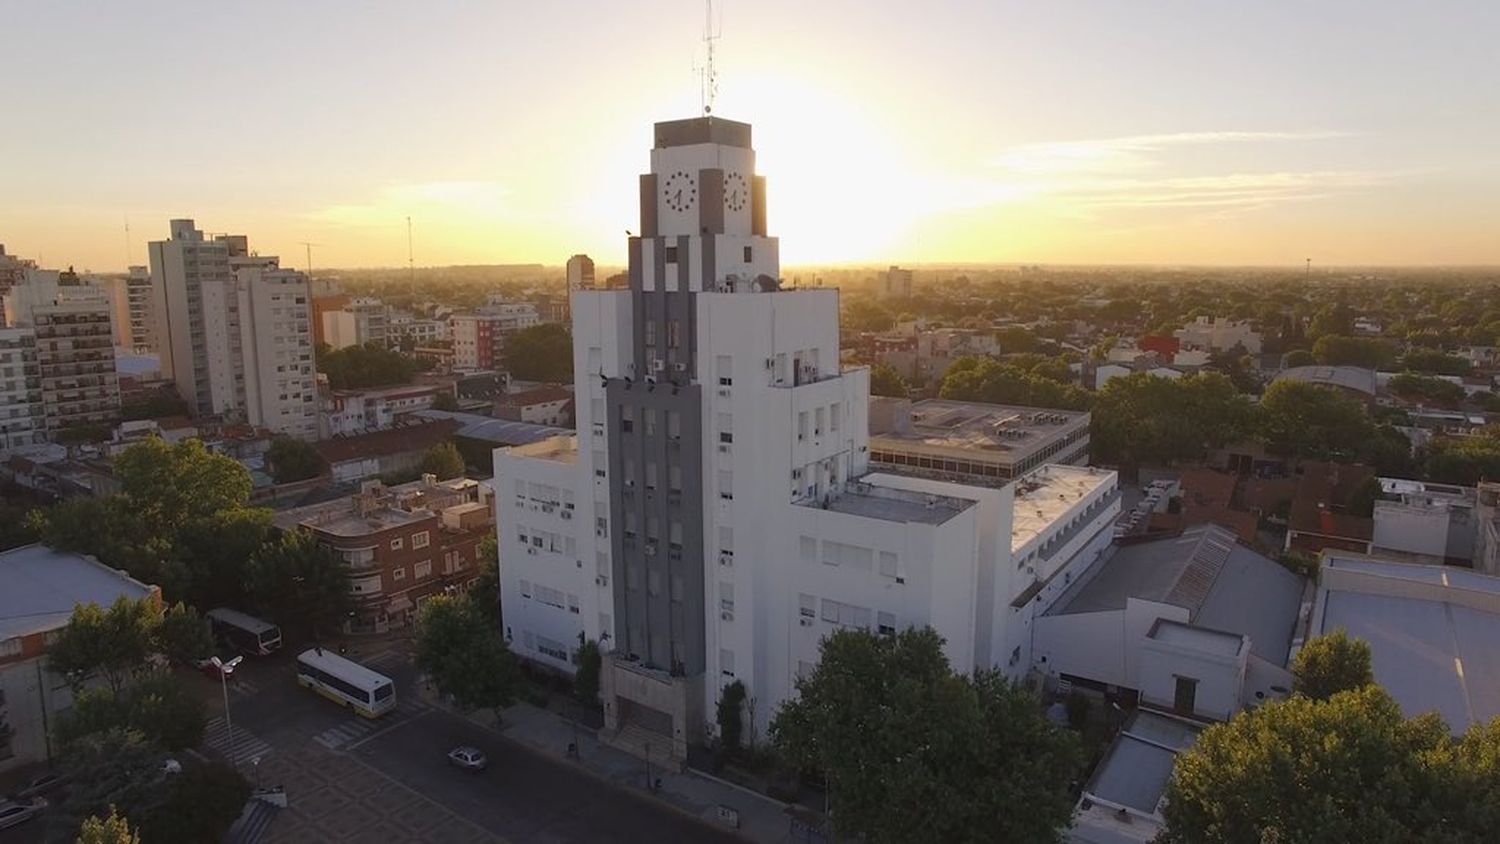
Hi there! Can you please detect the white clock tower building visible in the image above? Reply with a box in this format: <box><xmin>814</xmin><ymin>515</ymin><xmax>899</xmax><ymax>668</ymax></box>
<box><xmin>495</xmin><ymin>115</ymin><xmax>1110</xmax><ymax>766</ymax></box>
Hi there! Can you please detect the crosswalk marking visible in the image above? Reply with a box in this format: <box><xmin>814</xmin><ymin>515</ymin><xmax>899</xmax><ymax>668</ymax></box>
<box><xmin>203</xmin><ymin>717</ymin><xmax>272</xmax><ymax>766</ymax></box>
<box><xmin>312</xmin><ymin>698</ymin><xmax>428</xmax><ymax>750</ymax></box>
<box><xmin>359</xmin><ymin>649</ymin><xmax>405</xmax><ymax>670</ymax></box>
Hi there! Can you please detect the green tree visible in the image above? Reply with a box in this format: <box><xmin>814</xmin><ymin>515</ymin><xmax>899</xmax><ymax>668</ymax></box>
<box><xmin>868</xmin><ymin>362</ymin><xmax>908</xmax><ymax>398</ymax></box>
<box><xmin>114</xmin><ymin>439</ymin><xmax>252</xmax><ymax>541</ymax></box>
<box><xmin>994</xmin><ymin>325</ymin><xmax>1042</xmax><ymax>354</ymax></box>
<box><xmin>76</xmin><ymin>807</ymin><xmax>141</xmax><ymax>844</ymax></box>
<box><xmin>939</xmin><ymin>357</ymin><xmax>1091</xmax><ymax>411</ymax></box>
<box><xmin>420</xmin><ymin>441</ymin><xmax>466</xmax><ymax>480</ymax></box>
<box><xmin>716</xmin><ymin>679</ymin><xmax>746</xmax><ymax>755</ymax></box>
<box><xmin>472</xmin><ymin>532</ymin><xmax>499</xmax><ymax>626</ymax></box>
<box><xmin>1091</xmin><ymin>372</ymin><xmax>1254</xmax><ymax>467</ymax></box>
<box><xmin>53</xmin><ymin>729</ymin><xmax>175</xmax><ymax>841</ymax></box>
<box><xmin>136</xmin><ymin>761</ymin><xmax>250</xmax><ymax>844</ymax></box>
<box><xmin>55</xmin><ymin>671</ymin><xmax>206</xmax><ymax>752</ymax></box>
<box><xmin>1311</xmin><ymin>334</ymin><xmax>1396</xmax><ymax>369</ymax></box>
<box><xmin>1159</xmin><ymin>686</ymin><xmax>1492</xmax><ymax>844</ymax></box>
<box><xmin>1282</xmin><ymin>349</ymin><xmax>1316</xmax><ymax>368</ymax></box>
<box><xmin>175</xmin><ymin>507</ymin><xmax>275</xmax><ymax>611</ymax></box>
<box><xmin>432</xmin><ymin>391</ymin><xmax>460</xmax><ymax>411</ymax></box>
<box><xmin>1388</xmin><ymin>372</ymin><xmax>1465</xmax><ymax>407</ymax></box>
<box><xmin>1257</xmin><ymin>380</ymin><xmax>1374</xmax><ymax>460</ymax></box>
<box><xmin>266</xmin><ymin>435</ymin><xmax>326</xmax><ymax>484</ymax></box>
<box><xmin>246</xmin><ymin>529</ymin><xmax>353</xmax><ymax>640</ymax></box>
<box><xmin>1401</xmin><ymin>348</ymin><xmax>1471</xmax><ymax>376</ymax></box>
<box><xmin>1426</xmin><ymin>434</ymin><xmax>1500</xmax><ymax>486</ymax></box>
<box><xmin>502</xmin><ymin>323</ymin><xmax>574</xmax><ymax>382</ymax></box>
<box><xmin>843</xmin><ymin>300</ymin><xmax>895</xmax><ymax>333</ymax></box>
<box><xmin>771</xmin><ymin>628</ymin><xmax>1080</xmax><ymax>844</ymax></box>
<box><xmin>415</xmin><ymin>594</ymin><xmax>520</xmax><ymax>719</ymax></box>
<box><xmin>1293</xmin><ymin>629</ymin><xmax>1375</xmax><ymax>701</ymax></box>
<box><xmin>155</xmin><ymin>603</ymin><xmax>213</xmax><ymax>667</ymax></box>
<box><xmin>574</xmin><ymin>637</ymin><xmax>602</xmax><ymax>706</ymax></box>
<box><xmin>0</xmin><ymin>501</ymin><xmax>41</xmax><ymax>551</ymax></box>
<box><xmin>316</xmin><ymin>341</ymin><xmax>425</xmax><ymax>389</ymax></box>
<box><xmin>49</xmin><ymin>598</ymin><xmax>160</xmax><ymax>698</ymax></box>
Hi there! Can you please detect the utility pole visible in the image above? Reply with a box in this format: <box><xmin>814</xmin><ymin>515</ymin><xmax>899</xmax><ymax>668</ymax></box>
<box><xmin>407</xmin><ymin>216</ymin><xmax>416</xmax><ymax>292</ymax></box>
<box><xmin>299</xmin><ymin>242</ymin><xmax>321</xmax><ymax>277</ymax></box>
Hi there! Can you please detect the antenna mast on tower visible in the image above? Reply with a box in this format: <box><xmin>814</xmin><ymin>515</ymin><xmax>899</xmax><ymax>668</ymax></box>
<box><xmin>406</xmin><ymin>216</ymin><xmax>416</xmax><ymax>291</ymax></box>
<box><xmin>700</xmin><ymin>0</ymin><xmax>720</xmax><ymax>115</ymax></box>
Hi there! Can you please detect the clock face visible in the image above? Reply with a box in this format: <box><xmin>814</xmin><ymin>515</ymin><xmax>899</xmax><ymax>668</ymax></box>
<box><xmin>724</xmin><ymin>172</ymin><xmax>748</xmax><ymax>212</ymax></box>
<box><xmin>662</xmin><ymin>170</ymin><xmax>697</xmax><ymax>213</ymax></box>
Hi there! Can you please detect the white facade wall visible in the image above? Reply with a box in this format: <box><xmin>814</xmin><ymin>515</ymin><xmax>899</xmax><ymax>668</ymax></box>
<box><xmin>0</xmin><ymin>328</ymin><xmax>43</xmax><ymax>452</ymax></box>
<box><xmin>1372</xmin><ymin>502</ymin><xmax>1454</xmax><ymax>560</ymax></box>
<box><xmin>236</xmin><ymin>265</ymin><xmax>317</xmax><ymax>439</ymax></box>
<box><xmin>1137</xmin><ymin>634</ymin><xmax>1247</xmax><ymax>722</ymax></box>
<box><xmin>1032</xmin><ymin>598</ymin><xmax>1190</xmax><ymax>690</ymax></box>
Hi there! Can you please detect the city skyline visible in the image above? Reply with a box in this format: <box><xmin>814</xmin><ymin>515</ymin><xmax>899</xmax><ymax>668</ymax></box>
<box><xmin>2</xmin><ymin>0</ymin><xmax>1497</xmax><ymax>271</ymax></box>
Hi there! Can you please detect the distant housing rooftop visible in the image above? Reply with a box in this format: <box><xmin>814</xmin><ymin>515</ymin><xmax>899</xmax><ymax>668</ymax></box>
<box><xmin>412</xmin><ymin>410</ymin><xmax>568</xmax><ymax>445</ymax></box>
<box><xmin>1050</xmin><ymin>525</ymin><xmax>1304</xmax><ymax>665</ymax></box>
<box><xmin>869</xmin><ymin>397</ymin><xmax>1090</xmax><ymax>483</ymax></box>
<box><xmin>0</xmin><ymin>545</ymin><xmax>157</xmax><ymax>642</ymax></box>
<box><xmin>1272</xmin><ymin>365</ymin><xmax>1377</xmax><ymax>397</ymax></box>
<box><xmin>1316</xmin><ymin>553</ymin><xmax>1500</xmax><ymax>730</ymax></box>
<box><xmin>274</xmin><ymin>474</ymin><xmax>486</xmax><ymax>538</ymax></box>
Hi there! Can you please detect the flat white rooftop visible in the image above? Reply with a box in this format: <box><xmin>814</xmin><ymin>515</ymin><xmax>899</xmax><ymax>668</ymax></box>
<box><xmin>869</xmin><ymin>397</ymin><xmax>1088</xmax><ymax>465</ymax></box>
<box><xmin>0</xmin><ymin>545</ymin><xmax>156</xmax><ymax>641</ymax></box>
<box><xmin>1011</xmin><ymin>464</ymin><xmax>1116</xmax><ymax>554</ymax></box>
<box><xmin>1318</xmin><ymin>554</ymin><xmax>1500</xmax><ymax>730</ymax></box>
<box><xmin>816</xmin><ymin>479</ymin><xmax>971</xmax><ymax>526</ymax></box>
<box><xmin>1150</xmin><ymin>618</ymin><xmax>1244</xmax><ymax>657</ymax></box>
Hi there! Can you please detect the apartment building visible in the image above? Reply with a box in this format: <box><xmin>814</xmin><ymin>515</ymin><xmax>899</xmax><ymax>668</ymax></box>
<box><xmin>1173</xmin><ymin>315</ymin><xmax>1263</xmax><ymax>354</ymax></box>
<box><xmin>493</xmin><ymin>113</ymin><xmax>1121</xmax><ymax>765</ymax></box>
<box><xmin>320</xmin><ymin>383</ymin><xmax>446</xmax><ymax>438</ymax></box>
<box><xmin>451</xmin><ymin>302</ymin><xmax>539</xmax><ymax>370</ymax></box>
<box><xmin>2</xmin><ymin>269</ymin><xmax>121</xmax><ymax>435</ymax></box>
<box><xmin>567</xmin><ymin>254</ymin><xmax>596</xmax><ymax>289</ymax></box>
<box><xmin>124</xmin><ymin>265</ymin><xmax>156</xmax><ymax>354</ymax></box>
<box><xmin>0</xmin><ymin>329</ymin><xmax>44</xmax><ymax>453</ymax></box>
<box><xmin>274</xmin><ymin>475</ymin><xmax>493</xmax><ymax>632</ymax></box>
<box><xmin>148</xmin><ymin>219</ymin><xmax>237</xmax><ymax>416</ymax></box>
<box><xmin>321</xmin><ymin>297</ymin><xmax>389</xmax><ymax>350</ymax></box>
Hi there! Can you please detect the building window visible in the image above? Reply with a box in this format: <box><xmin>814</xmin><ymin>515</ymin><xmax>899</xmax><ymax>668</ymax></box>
<box><xmin>1174</xmin><ymin>676</ymin><xmax>1199</xmax><ymax>716</ymax></box>
<box><xmin>520</xmin><ymin>579</ymin><xmax>532</xmax><ymax>598</ymax></box>
<box><xmin>720</xmin><ymin>648</ymin><xmax>735</xmax><ymax>677</ymax></box>
<box><xmin>878</xmin><ymin>611</ymin><xmax>896</xmax><ymax>636</ymax></box>
<box><xmin>412</xmin><ymin>531</ymin><xmax>429</xmax><ymax>549</ymax></box>
<box><xmin>393</xmin><ymin>567</ymin><xmax>407</xmax><ymax>581</ymax></box>
<box><xmin>797</xmin><ymin>411</ymin><xmax>808</xmax><ymax>441</ymax></box>
<box><xmin>743</xmin><ymin>245</ymin><xmax>752</xmax><ymax>262</ymax></box>
<box><xmin>879</xmin><ymin>551</ymin><xmax>898</xmax><ymax>579</ymax></box>
<box><xmin>390</xmin><ymin>536</ymin><xmax>404</xmax><ymax>550</ymax></box>
<box><xmin>664</xmin><ymin>246</ymin><xmax>678</xmax><ymax>264</ymax></box>
<box><xmin>719</xmin><ymin>582</ymin><xmax>735</xmax><ymax>612</ymax></box>
<box><xmin>830</xmin><ymin>403</ymin><xmax>841</xmax><ymax>432</ymax></box>
<box><xmin>799</xmin><ymin>593</ymin><xmax>816</xmax><ymax>619</ymax></box>
<box><xmin>415</xmin><ymin>559</ymin><xmax>432</xmax><ymax>579</ymax></box>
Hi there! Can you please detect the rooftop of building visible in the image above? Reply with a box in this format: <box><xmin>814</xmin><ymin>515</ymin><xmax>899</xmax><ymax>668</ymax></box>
<box><xmin>506</xmin><ymin>435</ymin><xmax>579</xmax><ymax>465</ymax></box>
<box><xmin>313</xmin><ymin>418</ymin><xmax>460</xmax><ymax>464</ymax></box>
<box><xmin>274</xmin><ymin>474</ymin><xmax>487</xmax><ymax>538</ymax></box>
<box><xmin>1318</xmin><ymin>553</ymin><xmax>1500</xmax><ymax>730</ymax></box>
<box><xmin>813</xmin><ymin>477</ymin><xmax>973</xmax><ymax>526</ymax></box>
<box><xmin>331</xmin><ymin>383</ymin><xmax>443</xmax><ymax>400</ymax></box>
<box><xmin>1050</xmin><ymin>524</ymin><xmax>1305</xmax><ymax>665</ymax></box>
<box><xmin>1377</xmin><ymin>476</ymin><xmax>1475</xmax><ymax>506</ymax></box>
<box><xmin>1011</xmin><ymin>465</ymin><xmax>1118</xmax><ymax>554</ymax></box>
<box><xmin>0</xmin><ymin>545</ymin><xmax>157</xmax><ymax>642</ymax></box>
<box><xmin>868</xmin><ymin>397</ymin><xmax>1088</xmax><ymax>461</ymax></box>
<box><xmin>1288</xmin><ymin>461</ymin><xmax>1375</xmax><ymax>541</ymax></box>
<box><xmin>499</xmin><ymin>385</ymin><xmax>574</xmax><ymax>405</ymax></box>
<box><xmin>1149</xmin><ymin>618</ymin><xmax>1245</xmax><ymax>658</ymax></box>
<box><xmin>411</xmin><ymin>410</ymin><xmax>569</xmax><ymax>445</ymax></box>
<box><xmin>1079</xmin><ymin>709</ymin><xmax>1201</xmax><ymax>824</ymax></box>
<box><xmin>1272</xmin><ymin>365</ymin><xmax>1378</xmax><ymax>396</ymax></box>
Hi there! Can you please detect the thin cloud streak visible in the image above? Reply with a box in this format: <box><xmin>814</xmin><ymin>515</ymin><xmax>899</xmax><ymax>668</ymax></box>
<box><xmin>988</xmin><ymin>129</ymin><xmax>1350</xmax><ymax>175</ymax></box>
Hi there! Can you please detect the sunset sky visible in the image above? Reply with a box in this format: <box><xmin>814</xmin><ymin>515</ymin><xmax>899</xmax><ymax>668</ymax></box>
<box><xmin>3</xmin><ymin>0</ymin><xmax>1497</xmax><ymax>271</ymax></box>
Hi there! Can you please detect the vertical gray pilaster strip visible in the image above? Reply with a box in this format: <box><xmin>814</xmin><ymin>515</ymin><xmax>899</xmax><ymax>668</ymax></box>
<box><xmin>698</xmin><ymin>168</ymin><xmax>724</xmax><ymax>235</ymax></box>
<box><xmin>639</xmin><ymin>174</ymin><xmax>658</xmax><ymax>238</ymax></box>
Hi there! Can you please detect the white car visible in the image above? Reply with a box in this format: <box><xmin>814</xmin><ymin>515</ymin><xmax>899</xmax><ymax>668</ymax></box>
<box><xmin>447</xmin><ymin>746</ymin><xmax>487</xmax><ymax>771</ymax></box>
<box><xmin>0</xmin><ymin>798</ymin><xmax>46</xmax><ymax>830</ymax></box>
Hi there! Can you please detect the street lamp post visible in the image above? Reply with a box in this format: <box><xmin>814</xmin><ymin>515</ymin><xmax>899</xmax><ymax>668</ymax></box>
<box><xmin>211</xmin><ymin>655</ymin><xmax>244</xmax><ymax>766</ymax></box>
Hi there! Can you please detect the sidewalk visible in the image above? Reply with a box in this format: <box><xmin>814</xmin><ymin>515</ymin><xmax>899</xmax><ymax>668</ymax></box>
<box><xmin>424</xmin><ymin>688</ymin><xmax>796</xmax><ymax>843</ymax></box>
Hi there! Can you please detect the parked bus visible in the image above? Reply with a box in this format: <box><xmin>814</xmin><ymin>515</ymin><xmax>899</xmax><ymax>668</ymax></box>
<box><xmin>206</xmin><ymin>608</ymin><xmax>282</xmax><ymax>656</ymax></box>
<box><xmin>295</xmin><ymin>648</ymin><xmax>396</xmax><ymax>718</ymax></box>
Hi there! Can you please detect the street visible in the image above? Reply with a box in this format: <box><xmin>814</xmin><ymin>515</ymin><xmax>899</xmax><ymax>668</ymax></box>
<box><xmin>2</xmin><ymin>643</ymin><xmax>738</xmax><ymax>844</ymax></box>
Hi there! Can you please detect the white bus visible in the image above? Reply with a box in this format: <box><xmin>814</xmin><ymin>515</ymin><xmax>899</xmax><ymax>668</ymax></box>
<box><xmin>295</xmin><ymin>648</ymin><xmax>396</xmax><ymax>718</ymax></box>
<box><xmin>206</xmin><ymin>608</ymin><xmax>282</xmax><ymax>656</ymax></box>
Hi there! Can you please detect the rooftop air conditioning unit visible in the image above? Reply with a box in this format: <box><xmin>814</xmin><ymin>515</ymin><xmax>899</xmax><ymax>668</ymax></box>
<box><xmin>652</xmin><ymin>359</ymin><xmax>666</xmax><ymax>372</ymax></box>
<box><xmin>799</xmin><ymin>618</ymin><xmax>813</xmax><ymax>627</ymax></box>
<box><xmin>721</xmin><ymin>611</ymin><xmax>734</xmax><ymax>622</ymax></box>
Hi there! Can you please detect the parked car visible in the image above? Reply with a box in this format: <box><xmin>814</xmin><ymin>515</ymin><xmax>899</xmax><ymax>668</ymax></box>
<box><xmin>15</xmin><ymin>772</ymin><xmax>69</xmax><ymax>800</ymax></box>
<box><xmin>0</xmin><ymin>798</ymin><xmax>46</xmax><ymax>830</ymax></box>
<box><xmin>193</xmin><ymin>648</ymin><xmax>243</xmax><ymax>680</ymax></box>
<box><xmin>447</xmin><ymin>746</ymin><xmax>487</xmax><ymax>771</ymax></box>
